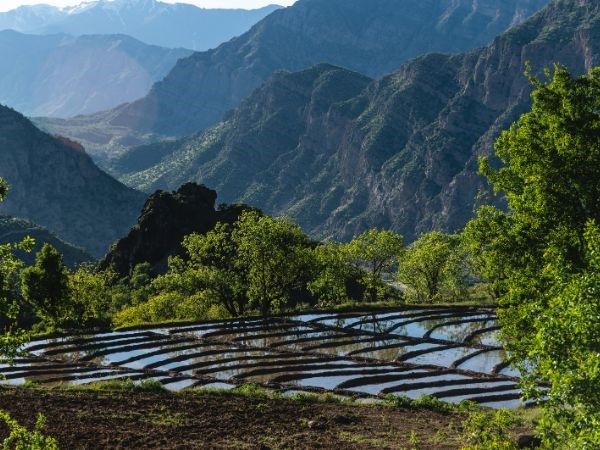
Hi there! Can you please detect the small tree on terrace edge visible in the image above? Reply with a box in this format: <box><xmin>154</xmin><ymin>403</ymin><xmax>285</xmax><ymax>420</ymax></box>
<box><xmin>21</xmin><ymin>244</ymin><xmax>70</xmax><ymax>328</ymax></box>
<box><xmin>0</xmin><ymin>178</ymin><xmax>33</xmax><ymax>364</ymax></box>
<box><xmin>232</xmin><ymin>211</ymin><xmax>314</xmax><ymax>316</ymax></box>
<box><xmin>397</xmin><ymin>231</ymin><xmax>467</xmax><ymax>303</ymax></box>
<box><xmin>345</xmin><ymin>229</ymin><xmax>403</xmax><ymax>303</ymax></box>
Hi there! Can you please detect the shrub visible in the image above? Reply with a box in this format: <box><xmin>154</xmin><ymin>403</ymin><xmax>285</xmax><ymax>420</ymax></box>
<box><xmin>0</xmin><ymin>410</ymin><xmax>59</xmax><ymax>450</ymax></box>
<box><xmin>460</xmin><ymin>409</ymin><xmax>522</xmax><ymax>450</ymax></box>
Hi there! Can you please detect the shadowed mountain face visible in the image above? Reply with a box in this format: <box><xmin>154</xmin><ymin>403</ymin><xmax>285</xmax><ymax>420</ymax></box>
<box><xmin>36</xmin><ymin>0</ymin><xmax>550</xmax><ymax>158</ymax></box>
<box><xmin>0</xmin><ymin>216</ymin><xmax>92</xmax><ymax>267</ymax></box>
<box><xmin>0</xmin><ymin>30</ymin><xmax>192</xmax><ymax>118</ymax></box>
<box><xmin>114</xmin><ymin>0</ymin><xmax>600</xmax><ymax>242</ymax></box>
<box><xmin>0</xmin><ymin>105</ymin><xmax>145</xmax><ymax>257</ymax></box>
<box><xmin>0</xmin><ymin>0</ymin><xmax>281</xmax><ymax>51</ymax></box>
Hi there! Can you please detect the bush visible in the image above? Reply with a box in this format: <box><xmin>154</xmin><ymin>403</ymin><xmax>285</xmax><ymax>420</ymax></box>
<box><xmin>460</xmin><ymin>409</ymin><xmax>522</xmax><ymax>450</ymax></box>
<box><xmin>0</xmin><ymin>410</ymin><xmax>58</xmax><ymax>450</ymax></box>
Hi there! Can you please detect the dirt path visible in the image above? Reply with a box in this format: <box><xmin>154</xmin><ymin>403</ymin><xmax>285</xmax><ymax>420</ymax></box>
<box><xmin>0</xmin><ymin>388</ymin><xmax>465</xmax><ymax>449</ymax></box>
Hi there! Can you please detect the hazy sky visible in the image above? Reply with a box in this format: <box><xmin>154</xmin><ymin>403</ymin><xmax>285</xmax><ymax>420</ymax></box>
<box><xmin>0</xmin><ymin>0</ymin><xmax>297</xmax><ymax>12</ymax></box>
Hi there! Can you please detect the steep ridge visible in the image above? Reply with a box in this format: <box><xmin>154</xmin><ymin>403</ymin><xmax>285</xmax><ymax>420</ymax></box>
<box><xmin>0</xmin><ymin>216</ymin><xmax>92</xmax><ymax>267</ymax></box>
<box><xmin>116</xmin><ymin>0</ymin><xmax>600</xmax><ymax>242</ymax></box>
<box><xmin>0</xmin><ymin>0</ymin><xmax>281</xmax><ymax>51</ymax></box>
<box><xmin>0</xmin><ymin>30</ymin><xmax>192</xmax><ymax>118</ymax></box>
<box><xmin>0</xmin><ymin>105</ymin><xmax>145</xmax><ymax>257</ymax></box>
<box><xmin>37</xmin><ymin>0</ymin><xmax>550</xmax><ymax>158</ymax></box>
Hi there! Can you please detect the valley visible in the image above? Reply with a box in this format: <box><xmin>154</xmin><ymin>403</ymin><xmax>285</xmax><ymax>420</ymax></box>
<box><xmin>0</xmin><ymin>0</ymin><xmax>598</xmax><ymax>448</ymax></box>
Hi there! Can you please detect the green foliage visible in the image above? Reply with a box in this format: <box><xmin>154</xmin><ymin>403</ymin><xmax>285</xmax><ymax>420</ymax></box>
<box><xmin>233</xmin><ymin>211</ymin><xmax>315</xmax><ymax>315</ymax></box>
<box><xmin>0</xmin><ymin>410</ymin><xmax>59</xmax><ymax>450</ymax></box>
<box><xmin>397</xmin><ymin>231</ymin><xmax>467</xmax><ymax>303</ymax></box>
<box><xmin>525</xmin><ymin>221</ymin><xmax>600</xmax><ymax>447</ymax></box>
<box><xmin>0</xmin><ymin>178</ymin><xmax>33</xmax><ymax>364</ymax></box>
<box><xmin>308</xmin><ymin>242</ymin><xmax>356</xmax><ymax>307</ymax></box>
<box><xmin>181</xmin><ymin>223</ymin><xmax>248</xmax><ymax>316</ymax></box>
<box><xmin>21</xmin><ymin>245</ymin><xmax>69</xmax><ymax>327</ymax></box>
<box><xmin>466</xmin><ymin>66</ymin><xmax>600</xmax><ymax>446</ymax></box>
<box><xmin>460</xmin><ymin>409</ymin><xmax>521</xmax><ymax>450</ymax></box>
<box><xmin>67</xmin><ymin>264</ymin><xmax>116</xmax><ymax>328</ymax></box>
<box><xmin>384</xmin><ymin>394</ymin><xmax>459</xmax><ymax>413</ymax></box>
<box><xmin>0</xmin><ymin>178</ymin><xmax>7</xmax><ymax>201</ymax></box>
<box><xmin>111</xmin><ymin>218</ymin><xmax>404</xmax><ymax>327</ymax></box>
<box><xmin>74</xmin><ymin>378</ymin><xmax>166</xmax><ymax>393</ymax></box>
<box><xmin>344</xmin><ymin>229</ymin><xmax>403</xmax><ymax>302</ymax></box>
<box><xmin>230</xmin><ymin>383</ymin><xmax>271</xmax><ymax>399</ymax></box>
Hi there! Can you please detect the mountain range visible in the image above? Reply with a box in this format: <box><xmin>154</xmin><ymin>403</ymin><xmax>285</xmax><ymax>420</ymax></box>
<box><xmin>36</xmin><ymin>0</ymin><xmax>551</xmax><ymax>160</ymax></box>
<box><xmin>112</xmin><ymin>0</ymin><xmax>600</xmax><ymax>242</ymax></box>
<box><xmin>0</xmin><ymin>105</ymin><xmax>145</xmax><ymax>257</ymax></box>
<box><xmin>0</xmin><ymin>30</ymin><xmax>192</xmax><ymax>118</ymax></box>
<box><xmin>0</xmin><ymin>0</ymin><xmax>281</xmax><ymax>51</ymax></box>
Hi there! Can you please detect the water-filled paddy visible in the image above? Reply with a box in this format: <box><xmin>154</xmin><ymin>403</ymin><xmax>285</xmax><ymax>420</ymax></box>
<box><xmin>4</xmin><ymin>307</ymin><xmax>524</xmax><ymax>407</ymax></box>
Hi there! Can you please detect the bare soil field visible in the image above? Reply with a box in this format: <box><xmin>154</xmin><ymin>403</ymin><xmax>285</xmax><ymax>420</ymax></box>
<box><xmin>0</xmin><ymin>387</ymin><xmax>467</xmax><ymax>449</ymax></box>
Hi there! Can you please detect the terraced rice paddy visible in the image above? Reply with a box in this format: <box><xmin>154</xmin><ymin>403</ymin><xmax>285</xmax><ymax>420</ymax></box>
<box><xmin>3</xmin><ymin>306</ymin><xmax>526</xmax><ymax>408</ymax></box>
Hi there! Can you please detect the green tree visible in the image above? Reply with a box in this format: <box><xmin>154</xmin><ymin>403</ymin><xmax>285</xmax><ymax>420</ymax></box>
<box><xmin>68</xmin><ymin>264</ymin><xmax>116</xmax><ymax>328</ymax></box>
<box><xmin>466</xmin><ymin>66</ymin><xmax>600</xmax><ymax>446</ymax></box>
<box><xmin>21</xmin><ymin>244</ymin><xmax>70</xmax><ymax>327</ymax></box>
<box><xmin>345</xmin><ymin>229</ymin><xmax>403</xmax><ymax>302</ymax></box>
<box><xmin>397</xmin><ymin>232</ymin><xmax>467</xmax><ymax>303</ymax></box>
<box><xmin>232</xmin><ymin>211</ymin><xmax>314</xmax><ymax>315</ymax></box>
<box><xmin>182</xmin><ymin>223</ymin><xmax>248</xmax><ymax>316</ymax></box>
<box><xmin>521</xmin><ymin>221</ymin><xmax>600</xmax><ymax>447</ymax></box>
<box><xmin>308</xmin><ymin>242</ymin><xmax>356</xmax><ymax>306</ymax></box>
<box><xmin>0</xmin><ymin>178</ymin><xmax>33</xmax><ymax>364</ymax></box>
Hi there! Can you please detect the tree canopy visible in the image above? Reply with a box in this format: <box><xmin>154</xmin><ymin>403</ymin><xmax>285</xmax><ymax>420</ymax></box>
<box><xmin>398</xmin><ymin>231</ymin><xmax>467</xmax><ymax>303</ymax></box>
<box><xmin>466</xmin><ymin>65</ymin><xmax>600</xmax><ymax>446</ymax></box>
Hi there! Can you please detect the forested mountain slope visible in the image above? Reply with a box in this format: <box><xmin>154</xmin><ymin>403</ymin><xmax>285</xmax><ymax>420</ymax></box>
<box><xmin>0</xmin><ymin>216</ymin><xmax>91</xmax><ymax>267</ymax></box>
<box><xmin>0</xmin><ymin>105</ymin><xmax>145</xmax><ymax>256</ymax></box>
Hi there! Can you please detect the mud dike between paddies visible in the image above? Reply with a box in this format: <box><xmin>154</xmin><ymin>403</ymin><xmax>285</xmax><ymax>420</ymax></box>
<box><xmin>2</xmin><ymin>306</ymin><xmax>531</xmax><ymax>409</ymax></box>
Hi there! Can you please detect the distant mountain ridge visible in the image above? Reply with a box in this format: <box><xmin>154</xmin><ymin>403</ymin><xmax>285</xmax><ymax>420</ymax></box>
<box><xmin>0</xmin><ymin>0</ymin><xmax>281</xmax><ymax>51</ymax></box>
<box><xmin>0</xmin><ymin>104</ymin><xmax>145</xmax><ymax>257</ymax></box>
<box><xmin>114</xmin><ymin>0</ymin><xmax>600</xmax><ymax>242</ymax></box>
<box><xmin>0</xmin><ymin>216</ymin><xmax>92</xmax><ymax>267</ymax></box>
<box><xmin>36</xmin><ymin>0</ymin><xmax>550</xmax><ymax>159</ymax></box>
<box><xmin>0</xmin><ymin>30</ymin><xmax>192</xmax><ymax>118</ymax></box>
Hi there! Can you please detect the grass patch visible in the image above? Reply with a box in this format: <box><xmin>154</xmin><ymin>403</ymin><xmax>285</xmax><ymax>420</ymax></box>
<box><xmin>64</xmin><ymin>378</ymin><xmax>166</xmax><ymax>393</ymax></box>
<box><xmin>145</xmin><ymin>405</ymin><xmax>188</xmax><ymax>427</ymax></box>
<box><xmin>286</xmin><ymin>391</ymin><xmax>354</xmax><ymax>404</ymax></box>
<box><xmin>384</xmin><ymin>394</ymin><xmax>480</xmax><ymax>413</ymax></box>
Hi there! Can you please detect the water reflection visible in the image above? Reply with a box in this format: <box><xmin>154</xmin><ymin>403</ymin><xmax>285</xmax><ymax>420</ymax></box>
<box><xmin>3</xmin><ymin>307</ymin><xmax>532</xmax><ymax>409</ymax></box>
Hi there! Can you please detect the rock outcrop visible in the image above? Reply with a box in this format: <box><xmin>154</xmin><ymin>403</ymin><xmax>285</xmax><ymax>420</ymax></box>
<box><xmin>102</xmin><ymin>183</ymin><xmax>251</xmax><ymax>276</ymax></box>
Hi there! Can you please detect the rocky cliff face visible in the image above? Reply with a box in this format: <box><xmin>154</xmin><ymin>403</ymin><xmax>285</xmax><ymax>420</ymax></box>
<box><xmin>116</xmin><ymin>0</ymin><xmax>600</xmax><ymax>242</ymax></box>
<box><xmin>0</xmin><ymin>105</ymin><xmax>145</xmax><ymax>256</ymax></box>
<box><xmin>38</xmin><ymin>0</ymin><xmax>549</xmax><ymax>158</ymax></box>
<box><xmin>102</xmin><ymin>183</ymin><xmax>251</xmax><ymax>277</ymax></box>
<box><xmin>0</xmin><ymin>30</ymin><xmax>192</xmax><ymax>118</ymax></box>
